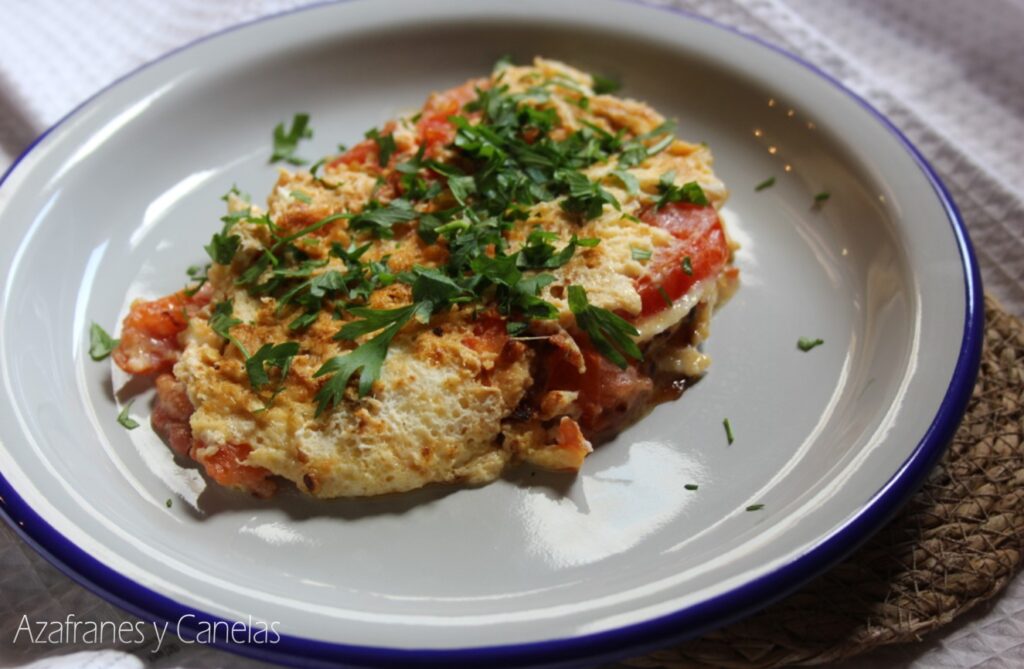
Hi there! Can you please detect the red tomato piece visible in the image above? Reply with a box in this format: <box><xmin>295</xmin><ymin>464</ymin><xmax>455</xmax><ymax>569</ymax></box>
<box><xmin>416</xmin><ymin>79</ymin><xmax>485</xmax><ymax>156</ymax></box>
<box><xmin>113</xmin><ymin>287</ymin><xmax>209</xmax><ymax>375</ymax></box>
<box><xmin>544</xmin><ymin>343</ymin><xmax>653</xmax><ymax>433</ymax></box>
<box><xmin>635</xmin><ymin>203</ymin><xmax>730</xmax><ymax>317</ymax></box>
<box><xmin>199</xmin><ymin>442</ymin><xmax>276</xmax><ymax>498</ymax></box>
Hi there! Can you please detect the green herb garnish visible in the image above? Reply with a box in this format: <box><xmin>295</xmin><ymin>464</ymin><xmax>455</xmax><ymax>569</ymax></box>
<box><xmin>657</xmin><ymin>285</ymin><xmax>673</xmax><ymax>307</ymax></box>
<box><xmin>592</xmin><ymin>73</ymin><xmax>621</xmax><ymax>95</ymax></box>
<box><xmin>685</xmin><ymin>484</ymin><xmax>699</xmax><ymax>491</ymax></box>
<box><xmin>89</xmin><ymin>323</ymin><xmax>119</xmax><ymax>361</ymax></box>
<box><xmin>567</xmin><ymin>285</ymin><xmax>642</xmax><ymax>369</ymax></box>
<box><xmin>682</xmin><ymin>256</ymin><xmax>693</xmax><ymax>276</ymax></box>
<box><xmin>611</xmin><ymin>169</ymin><xmax>639</xmax><ymax>195</ymax></box>
<box><xmin>797</xmin><ymin>337</ymin><xmax>824</xmax><ymax>352</ymax></box>
<box><xmin>314</xmin><ymin>303</ymin><xmax>430</xmax><ymax>413</ymax></box>
<box><xmin>655</xmin><ymin>171</ymin><xmax>708</xmax><ymax>208</ymax></box>
<box><xmin>723</xmin><ymin>417</ymin><xmax>735</xmax><ymax>445</ymax></box>
<box><xmin>631</xmin><ymin>247</ymin><xmax>652</xmax><ymax>262</ymax></box>
<box><xmin>814</xmin><ymin>191</ymin><xmax>830</xmax><ymax>204</ymax></box>
<box><xmin>117</xmin><ymin>401</ymin><xmax>139</xmax><ymax>430</ymax></box>
<box><xmin>755</xmin><ymin>177</ymin><xmax>775</xmax><ymax>191</ymax></box>
<box><xmin>246</xmin><ymin>342</ymin><xmax>300</xmax><ymax>390</ymax></box>
<box><xmin>365</xmin><ymin>128</ymin><xmax>397</xmax><ymax>167</ymax></box>
<box><xmin>746</xmin><ymin>504</ymin><xmax>765</xmax><ymax>512</ymax></box>
<box><xmin>270</xmin><ymin>113</ymin><xmax>312</xmax><ymax>165</ymax></box>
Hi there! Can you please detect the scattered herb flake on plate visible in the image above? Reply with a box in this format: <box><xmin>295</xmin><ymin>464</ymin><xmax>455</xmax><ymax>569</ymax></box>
<box><xmin>89</xmin><ymin>323</ymin><xmax>118</xmax><ymax>361</ymax></box>
<box><xmin>117</xmin><ymin>401</ymin><xmax>139</xmax><ymax>430</ymax></box>
<box><xmin>797</xmin><ymin>337</ymin><xmax>824</xmax><ymax>352</ymax></box>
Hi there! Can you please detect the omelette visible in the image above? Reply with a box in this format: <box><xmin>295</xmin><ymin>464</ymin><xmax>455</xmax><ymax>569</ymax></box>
<box><xmin>111</xmin><ymin>58</ymin><xmax>739</xmax><ymax>498</ymax></box>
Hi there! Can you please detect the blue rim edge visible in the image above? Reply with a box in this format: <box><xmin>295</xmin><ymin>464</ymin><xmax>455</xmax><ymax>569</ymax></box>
<box><xmin>0</xmin><ymin>1</ymin><xmax>984</xmax><ymax>667</ymax></box>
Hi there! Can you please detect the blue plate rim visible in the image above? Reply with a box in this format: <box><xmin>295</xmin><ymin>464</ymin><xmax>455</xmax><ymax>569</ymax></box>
<box><xmin>0</xmin><ymin>1</ymin><xmax>984</xmax><ymax>667</ymax></box>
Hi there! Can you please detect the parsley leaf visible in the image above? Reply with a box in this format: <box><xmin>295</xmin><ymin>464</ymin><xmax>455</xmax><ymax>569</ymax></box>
<box><xmin>814</xmin><ymin>191</ymin><xmax>831</xmax><ymax>204</ymax></box>
<box><xmin>409</xmin><ymin>267</ymin><xmax>467</xmax><ymax>307</ymax></box>
<box><xmin>567</xmin><ymin>285</ymin><xmax>641</xmax><ymax>368</ymax></box>
<box><xmin>365</xmin><ymin>128</ymin><xmax>397</xmax><ymax>167</ymax></box>
<box><xmin>723</xmin><ymin>418</ymin><xmax>735</xmax><ymax>445</ymax></box>
<box><xmin>184</xmin><ymin>264</ymin><xmax>210</xmax><ymax>296</ymax></box>
<box><xmin>755</xmin><ymin>177</ymin><xmax>775</xmax><ymax>191</ymax></box>
<box><xmin>117</xmin><ymin>401</ymin><xmax>139</xmax><ymax>430</ymax></box>
<box><xmin>315</xmin><ymin>303</ymin><xmax>430</xmax><ymax>412</ymax></box>
<box><xmin>558</xmin><ymin>170</ymin><xmax>620</xmax><ymax>220</ymax></box>
<box><xmin>631</xmin><ymin>247</ymin><xmax>652</xmax><ymax>262</ymax></box>
<box><xmin>89</xmin><ymin>323</ymin><xmax>119</xmax><ymax>361</ymax></box>
<box><xmin>684</xmin><ymin>483</ymin><xmax>699</xmax><ymax>491</ymax></box>
<box><xmin>205</xmin><ymin>229</ymin><xmax>240</xmax><ymax>265</ymax></box>
<box><xmin>208</xmin><ymin>300</ymin><xmax>250</xmax><ymax>358</ymax></box>
<box><xmin>349</xmin><ymin>199</ymin><xmax>418</xmax><ymax>238</ymax></box>
<box><xmin>270</xmin><ymin>113</ymin><xmax>313</xmax><ymax>165</ymax></box>
<box><xmin>245</xmin><ymin>342</ymin><xmax>300</xmax><ymax>389</ymax></box>
<box><xmin>682</xmin><ymin>256</ymin><xmax>693</xmax><ymax>275</ymax></box>
<box><xmin>290</xmin><ymin>190</ymin><xmax>312</xmax><ymax>204</ymax></box>
<box><xmin>656</xmin><ymin>171</ymin><xmax>709</xmax><ymax>208</ymax></box>
<box><xmin>592</xmin><ymin>73</ymin><xmax>621</xmax><ymax>95</ymax></box>
<box><xmin>617</xmin><ymin>121</ymin><xmax>675</xmax><ymax>168</ymax></box>
<box><xmin>797</xmin><ymin>337</ymin><xmax>824</xmax><ymax>352</ymax></box>
<box><xmin>611</xmin><ymin>169</ymin><xmax>639</xmax><ymax>195</ymax></box>
<box><xmin>746</xmin><ymin>504</ymin><xmax>765</xmax><ymax>512</ymax></box>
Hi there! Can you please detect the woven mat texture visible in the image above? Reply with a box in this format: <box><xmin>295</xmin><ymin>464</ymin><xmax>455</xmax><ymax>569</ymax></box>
<box><xmin>619</xmin><ymin>295</ymin><xmax>1024</xmax><ymax>668</ymax></box>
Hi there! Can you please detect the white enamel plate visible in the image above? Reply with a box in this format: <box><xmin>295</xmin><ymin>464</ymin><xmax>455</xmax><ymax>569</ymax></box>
<box><xmin>0</xmin><ymin>1</ymin><xmax>982</xmax><ymax>666</ymax></box>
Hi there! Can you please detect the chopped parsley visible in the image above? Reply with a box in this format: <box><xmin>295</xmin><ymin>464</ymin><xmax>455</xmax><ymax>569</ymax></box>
<box><xmin>198</xmin><ymin>66</ymin><xmax>684</xmax><ymax>412</ymax></box>
<box><xmin>611</xmin><ymin>169</ymin><xmax>639</xmax><ymax>195</ymax></box>
<box><xmin>558</xmin><ymin>169</ymin><xmax>620</xmax><ymax>221</ymax></box>
<box><xmin>631</xmin><ymin>247</ymin><xmax>652</xmax><ymax>262</ymax></box>
<box><xmin>755</xmin><ymin>177</ymin><xmax>775</xmax><ymax>191</ymax></box>
<box><xmin>746</xmin><ymin>504</ymin><xmax>765</xmax><ymax>512</ymax></box>
<box><xmin>682</xmin><ymin>256</ymin><xmax>693</xmax><ymax>276</ymax></box>
<box><xmin>814</xmin><ymin>191</ymin><xmax>830</xmax><ymax>204</ymax></box>
<box><xmin>348</xmin><ymin>199</ymin><xmax>417</xmax><ymax>238</ymax></box>
<box><xmin>797</xmin><ymin>337</ymin><xmax>824</xmax><ymax>352</ymax></box>
<box><xmin>184</xmin><ymin>264</ymin><xmax>209</xmax><ymax>296</ymax></box>
<box><xmin>685</xmin><ymin>483</ymin><xmax>699</xmax><ymax>491</ymax></box>
<box><xmin>657</xmin><ymin>285</ymin><xmax>673</xmax><ymax>307</ymax></box>
<box><xmin>117</xmin><ymin>401</ymin><xmax>139</xmax><ymax>430</ymax></box>
<box><xmin>365</xmin><ymin>128</ymin><xmax>397</xmax><ymax>167</ymax></box>
<box><xmin>246</xmin><ymin>342</ymin><xmax>300</xmax><ymax>390</ymax></box>
<box><xmin>165</xmin><ymin>498</ymin><xmax>173</xmax><ymax>508</ymax></box>
<box><xmin>270</xmin><ymin>113</ymin><xmax>313</xmax><ymax>165</ymax></box>
<box><xmin>314</xmin><ymin>303</ymin><xmax>430</xmax><ymax>414</ymax></box>
<box><xmin>655</xmin><ymin>171</ymin><xmax>708</xmax><ymax>208</ymax></box>
<box><xmin>209</xmin><ymin>300</ymin><xmax>249</xmax><ymax>358</ymax></box>
<box><xmin>89</xmin><ymin>323</ymin><xmax>118</xmax><ymax>361</ymax></box>
<box><xmin>723</xmin><ymin>417</ymin><xmax>735</xmax><ymax>445</ymax></box>
<box><xmin>567</xmin><ymin>285</ymin><xmax>642</xmax><ymax>369</ymax></box>
<box><xmin>591</xmin><ymin>73</ymin><xmax>621</xmax><ymax>95</ymax></box>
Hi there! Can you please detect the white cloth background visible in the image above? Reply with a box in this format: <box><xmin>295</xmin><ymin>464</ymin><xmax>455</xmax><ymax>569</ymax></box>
<box><xmin>0</xmin><ymin>1</ymin><xmax>1021</xmax><ymax>667</ymax></box>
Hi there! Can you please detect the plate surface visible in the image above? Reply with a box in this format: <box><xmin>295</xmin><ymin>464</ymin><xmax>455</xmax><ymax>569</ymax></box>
<box><xmin>0</xmin><ymin>0</ymin><xmax>982</xmax><ymax>666</ymax></box>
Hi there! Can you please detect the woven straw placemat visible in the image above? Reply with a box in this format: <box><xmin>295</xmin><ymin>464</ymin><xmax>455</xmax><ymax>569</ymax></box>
<box><xmin>618</xmin><ymin>295</ymin><xmax>1024</xmax><ymax>668</ymax></box>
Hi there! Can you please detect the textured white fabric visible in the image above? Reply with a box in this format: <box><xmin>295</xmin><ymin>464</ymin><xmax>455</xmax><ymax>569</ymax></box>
<box><xmin>0</xmin><ymin>1</ymin><xmax>1021</xmax><ymax>667</ymax></box>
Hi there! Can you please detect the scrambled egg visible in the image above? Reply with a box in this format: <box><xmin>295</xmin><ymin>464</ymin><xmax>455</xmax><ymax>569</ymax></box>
<box><xmin>163</xmin><ymin>58</ymin><xmax>734</xmax><ymax>498</ymax></box>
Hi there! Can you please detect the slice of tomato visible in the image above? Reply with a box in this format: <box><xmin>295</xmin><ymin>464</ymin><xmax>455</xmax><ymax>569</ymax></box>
<box><xmin>199</xmin><ymin>442</ymin><xmax>276</xmax><ymax>498</ymax></box>
<box><xmin>416</xmin><ymin>79</ymin><xmax>485</xmax><ymax>156</ymax></box>
<box><xmin>635</xmin><ymin>203</ymin><xmax>730</xmax><ymax>317</ymax></box>
<box><xmin>330</xmin><ymin>138</ymin><xmax>379</xmax><ymax>169</ymax></box>
<box><xmin>543</xmin><ymin>341</ymin><xmax>653</xmax><ymax>433</ymax></box>
<box><xmin>113</xmin><ymin>287</ymin><xmax>209</xmax><ymax>375</ymax></box>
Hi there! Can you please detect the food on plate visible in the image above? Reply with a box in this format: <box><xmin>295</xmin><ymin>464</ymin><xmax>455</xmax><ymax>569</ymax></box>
<box><xmin>110</xmin><ymin>57</ymin><xmax>739</xmax><ymax>498</ymax></box>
